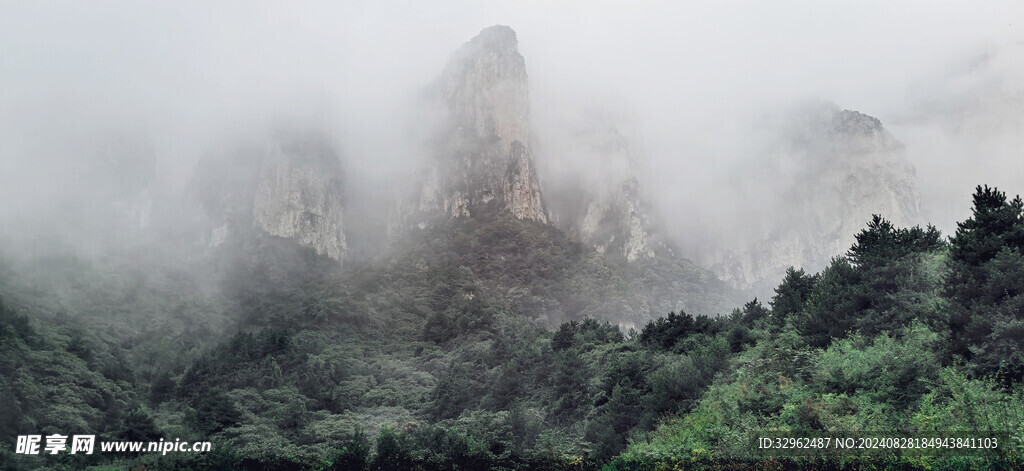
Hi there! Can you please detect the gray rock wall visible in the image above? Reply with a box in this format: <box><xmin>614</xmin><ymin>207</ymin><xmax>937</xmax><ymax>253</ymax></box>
<box><xmin>704</xmin><ymin>103</ymin><xmax>922</xmax><ymax>295</ymax></box>
<box><xmin>414</xmin><ymin>25</ymin><xmax>548</xmax><ymax>224</ymax></box>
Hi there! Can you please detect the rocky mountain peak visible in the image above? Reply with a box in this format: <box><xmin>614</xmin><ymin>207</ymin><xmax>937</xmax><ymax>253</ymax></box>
<box><xmin>832</xmin><ymin>109</ymin><xmax>883</xmax><ymax>135</ymax></box>
<box><xmin>413</xmin><ymin>25</ymin><xmax>547</xmax><ymax>224</ymax></box>
<box><xmin>781</xmin><ymin>102</ymin><xmax>902</xmax><ymax>158</ymax></box>
<box><xmin>464</xmin><ymin>24</ymin><xmax>519</xmax><ymax>54</ymax></box>
<box><xmin>703</xmin><ymin>103</ymin><xmax>922</xmax><ymax>296</ymax></box>
<box><xmin>442</xmin><ymin>24</ymin><xmax>529</xmax><ymax>152</ymax></box>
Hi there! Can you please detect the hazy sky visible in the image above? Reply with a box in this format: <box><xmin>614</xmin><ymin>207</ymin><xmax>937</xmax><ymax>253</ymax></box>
<box><xmin>1</xmin><ymin>1</ymin><xmax>1021</xmax><ymax>240</ymax></box>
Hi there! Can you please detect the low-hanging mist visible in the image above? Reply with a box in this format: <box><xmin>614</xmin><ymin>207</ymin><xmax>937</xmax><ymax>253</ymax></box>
<box><xmin>2</xmin><ymin>2</ymin><xmax>1023</xmax><ymax>470</ymax></box>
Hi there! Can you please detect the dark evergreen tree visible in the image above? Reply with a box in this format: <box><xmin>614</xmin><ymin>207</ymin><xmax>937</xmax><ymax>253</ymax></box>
<box><xmin>552</xmin><ymin>321</ymin><xmax>577</xmax><ymax>351</ymax></box>
<box><xmin>587</xmin><ymin>354</ymin><xmax>649</xmax><ymax>462</ymax></box>
<box><xmin>738</xmin><ymin>298</ymin><xmax>770</xmax><ymax>327</ymax></box>
<box><xmin>551</xmin><ymin>350</ymin><xmax>591</xmax><ymax>423</ymax></box>
<box><xmin>848</xmin><ymin>215</ymin><xmax>942</xmax><ymax>271</ymax></box>
<box><xmin>792</xmin><ymin>257</ymin><xmax>863</xmax><ymax>347</ymax></box>
<box><xmin>846</xmin><ymin>215</ymin><xmax>944</xmax><ymax>336</ymax></box>
<box><xmin>945</xmin><ymin>186</ymin><xmax>1024</xmax><ymax>382</ymax></box>
<box><xmin>639</xmin><ymin>311</ymin><xmax>694</xmax><ymax>350</ymax></box>
<box><xmin>726</xmin><ymin>323</ymin><xmax>755</xmax><ymax>352</ymax></box>
<box><xmin>946</xmin><ymin>185</ymin><xmax>1024</xmax><ymax>308</ymax></box>
<box><xmin>769</xmin><ymin>267</ymin><xmax>818</xmax><ymax>326</ymax></box>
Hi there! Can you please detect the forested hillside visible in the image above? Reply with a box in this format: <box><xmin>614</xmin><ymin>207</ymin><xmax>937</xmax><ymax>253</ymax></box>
<box><xmin>2</xmin><ymin>3</ymin><xmax>1021</xmax><ymax>470</ymax></box>
<box><xmin>2</xmin><ymin>186</ymin><xmax>1024</xmax><ymax>470</ymax></box>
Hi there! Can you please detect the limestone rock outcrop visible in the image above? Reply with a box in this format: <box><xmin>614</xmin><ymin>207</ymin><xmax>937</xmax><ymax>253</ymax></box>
<box><xmin>546</xmin><ymin>124</ymin><xmax>659</xmax><ymax>263</ymax></box>
<box><xmin>192</xmin><ymin>129</ymin><xmax>347</xmax><ymax>261</ymax></box>
<box><xmin>413</xmin><ymin>25</ymin><xmax>548</xmax><ymax>224</ymax></box>
<box><xmin>704</xmin><ymin>102</ymin><xmax>922</xmax><ymax>295</ymax></box>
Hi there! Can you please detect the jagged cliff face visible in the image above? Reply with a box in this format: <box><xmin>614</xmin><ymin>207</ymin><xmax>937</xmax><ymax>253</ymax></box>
<box><xmin>414</xmin><ymin>25</ymin><xmax>547</xmax><ymax>224</ymax></box>
<box><xmin>193</xmin><ymin>130</ymin><xmax>347</xmax><ymax>261</ymax></box>
<box><xmin>578</xmin><ymin>177</ymin><xmax>656</xmax><ymax>262</ymax></box>
<box><xmin>546</xmin><ymin>125</ymin><xmax>658</xmax><ymax>262</ymax></box>
<box><xmin>251</xmin><ymin>143</ymin><xmax>347</xmax><ymax>260</ymax></box>
<box><xmin>705</xmin><ymin>103</ymin><xmax>922</xmax><ymax>294</ymax></box>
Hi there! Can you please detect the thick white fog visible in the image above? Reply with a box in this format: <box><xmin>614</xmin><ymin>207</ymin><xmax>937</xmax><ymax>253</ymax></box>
<box><xmin>1</xmin><ymin>0</ymin><xmax>1021</xmax><ymax>258</ymax></box>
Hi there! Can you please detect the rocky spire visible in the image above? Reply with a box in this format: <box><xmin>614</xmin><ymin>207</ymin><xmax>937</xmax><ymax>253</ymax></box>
<box><xmin>415</xmin><ymin>25</ymin><xmax>548</xmax><ymax>223</ymax></box>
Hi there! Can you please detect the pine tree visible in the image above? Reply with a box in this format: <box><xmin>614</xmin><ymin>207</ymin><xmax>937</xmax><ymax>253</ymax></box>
<box><xmin>945</xmin><ymin>185</ymin><xmax>1024</xmax><ymax>383</ymax></box>
<box><xmin>845</xmin><ymin>215</ymin><xmax>943</xmax><ymax>336</ymax></box>
<box><xmin>848</xmin><ymin>214</ymin><xmax>942</xmax><ymax>271</ymax></box>
<box><xmin>769</xmin><ymin>267</ymin><xmax>818</xmax><ymax>326</ymax></box>
<box><xmin>740</xmin><ymin>298</ymin><xmax>770</xmax><ymax>326</ymax></box>
<box><xmin>793</xmin><ymin>257</ymin><xmax>863</xmax><ymax>347</ymax></box>
<box><xmin>946</xmin><ymin>185</ymin><xmax>1024</xmax><ymax>308</ymax></box>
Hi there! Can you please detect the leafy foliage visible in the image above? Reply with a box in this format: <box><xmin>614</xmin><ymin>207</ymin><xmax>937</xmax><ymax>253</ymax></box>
<box><xmin>5</xmin><ymin>188</ymin><xmax>1024</xmax><ymax>469</ymax></box>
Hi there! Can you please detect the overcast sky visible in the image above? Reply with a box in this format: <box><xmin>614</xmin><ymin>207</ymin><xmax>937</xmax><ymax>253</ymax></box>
<box><xmin>1</xmin><ymin>1</ymin><xmax>1021</xmax><ymax>239</ymax></box>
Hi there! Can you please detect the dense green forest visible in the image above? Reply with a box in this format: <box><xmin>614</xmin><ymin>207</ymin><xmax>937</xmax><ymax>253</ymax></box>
<box><xmin>3</xmin><ymin>185</ymin><xmax>1024</xmax><ymax>470</ymax></box>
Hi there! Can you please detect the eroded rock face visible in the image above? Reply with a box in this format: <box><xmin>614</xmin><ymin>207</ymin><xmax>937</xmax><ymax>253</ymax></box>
<box><xmin>414</xmin><ymin>25</ymin><xmax>548</xmax><ymax>224</ymax></box>
<box><xmin>252</xmin><ymin>142</ymin><xmax>347</xmax><ymax>260</ymax></box>
<box><xmin>193</xmin><ymin>130</ymin><xmax>347</xmax><ymax>261</ymax></box>
<box><xmin>705</xmin><ymin>103</ymin><xmax>922</xmax><ymax>295</ymax></box>
<box><xmin>444</xmin><ymin>25</ymin><xmax>530</xmax><ymax>154</ymax></box>
<box><xmin>547</xmin><ymin>125</ymin><xmax>658</xmax><ymax>263</ymax></box>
